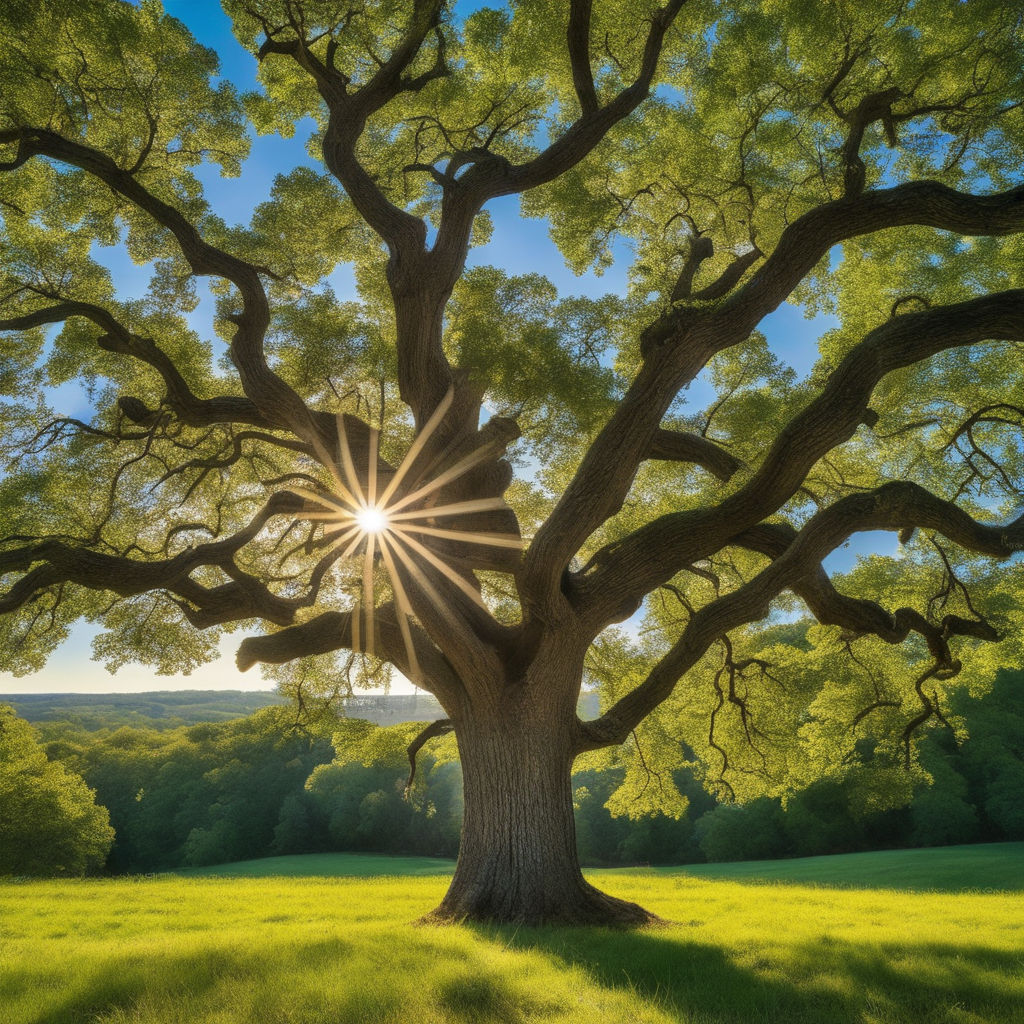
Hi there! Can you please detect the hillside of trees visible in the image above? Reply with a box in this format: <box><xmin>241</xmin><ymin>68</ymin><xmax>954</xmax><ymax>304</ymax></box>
<box><xmin>1</xmin><ymin>671</ymin><xmax>1021</xmax><ymax>876</ymax></box>
<box><xmin>4</xmin><ymin>690</ymin><xmax>453</xmax><ymax>731</ymax></box>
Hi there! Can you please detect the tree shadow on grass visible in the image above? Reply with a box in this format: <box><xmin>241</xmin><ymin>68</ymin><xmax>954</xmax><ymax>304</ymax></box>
<box><xmin>15</xmin><ymin>937</ymin><xmax>346</xmax><ymax>1024</ymax></box>
<box><xmin>472</xmin><ymin>925</ymin><xmax>1023</xmax><ymax>1024</ymax></box>
<box><xmin>13</xmin><ymin>920</ymin><xmax>1021</xmax><ymax>1024</ymax></box>
<box><xmin>13</xmin><ymin>931</ymin><xmax>533</xmax><ymax>1024</ymax></box>
<box><xmin>18</xmin><ymin>945</ymin><xmax>248</xmax><ymax>1024</ymax></box>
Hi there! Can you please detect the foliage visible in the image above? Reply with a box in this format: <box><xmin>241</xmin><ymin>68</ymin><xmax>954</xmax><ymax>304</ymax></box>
<box><xmin>49</xmin><ymin>706</ymin><xmax>333</xmax><ymax>871</ymax></box>
<box><xmin>0</xmin><ymin>704</ymin><xmax>112</xmax><ymax>875</ymax></box>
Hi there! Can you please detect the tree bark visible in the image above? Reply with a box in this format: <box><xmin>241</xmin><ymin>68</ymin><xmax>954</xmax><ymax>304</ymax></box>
<box><xmin>422</xmin><ymin>690</ymin><xmax>657</xmax><ymax>926</ymax></box>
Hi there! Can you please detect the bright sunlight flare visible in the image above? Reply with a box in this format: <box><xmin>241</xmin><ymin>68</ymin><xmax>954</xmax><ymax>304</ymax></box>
<box><xmin>355</xmin><ymin>506</ymin><xmax>389</xmax><ymax>534</ymax></box>
<box><xmin>292</xmin><ymin>388</ymin><xmax>521</xmax><ymax>680</ymax></box>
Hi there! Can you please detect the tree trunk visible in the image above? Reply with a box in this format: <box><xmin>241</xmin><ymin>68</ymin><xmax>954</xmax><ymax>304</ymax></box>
<box><xmin>422</xmin><ymin>699</ymin><xmax>658</xmax><ymax>926</ymax></box>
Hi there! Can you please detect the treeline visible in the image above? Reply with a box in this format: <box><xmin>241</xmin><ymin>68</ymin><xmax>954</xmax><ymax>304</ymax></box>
<box><xmin>6</xmin><ymin>690</ymin><xmax>288</xmax><ymax>731</ymax></box>
<box><xmin>5</xmin><ymin>689</ymin><xmax>450</xmax><ymax>732</ymax></box>
<box><xmin>2</xmin><ymin>670</ymin><xmax>1021</xmax><ymax>876</ymax></box>
<box><xmin>14</xmin><ymin>707</ymin><xmax>463</xmax><ymax>873</ymax></box>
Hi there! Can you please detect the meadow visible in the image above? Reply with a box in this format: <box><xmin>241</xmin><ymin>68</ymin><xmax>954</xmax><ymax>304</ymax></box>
<box><xmin>2</xmin><ymin>843</ymin><xmax>1022</xmax><ymax>1024</ymax></box>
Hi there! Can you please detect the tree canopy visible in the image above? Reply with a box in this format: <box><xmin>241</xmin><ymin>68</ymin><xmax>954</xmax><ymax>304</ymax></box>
<box><xmin>1</xmin><ymin>0</ymin><xmax>1022</xmax><ymax>922</ymax></box>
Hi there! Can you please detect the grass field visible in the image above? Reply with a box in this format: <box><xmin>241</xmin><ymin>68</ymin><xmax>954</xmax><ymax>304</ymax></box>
<box><xmin>2</xmin><ymin>844</ymin><xmax>1022</xmax><ymax>1024</ymax></box>
<box><xmin>175</xmin><ymin>851</ymin><xmax>458</xmax><ymax>878</ymax></box>
<box><xmin>178</xmin><ymin>842</ymin><xmax>1023</xmax><ymax>892</ymax></box>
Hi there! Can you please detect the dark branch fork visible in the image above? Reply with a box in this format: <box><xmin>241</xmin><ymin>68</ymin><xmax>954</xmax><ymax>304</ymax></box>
<box><xmin>524</xmin><ymin>183</ymin><xmax>1024</xmax><ymax>620</ymax></box>
<box><xmin>573</xmin><ymin>288</ymin><xmax>1024</xmax><ymax>628</ymax></box>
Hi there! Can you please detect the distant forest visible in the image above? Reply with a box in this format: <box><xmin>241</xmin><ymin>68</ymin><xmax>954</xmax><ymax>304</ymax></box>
<box><xmin>1</xmin><ymin>675</ymin><xmax>1021</xmax><ymax>876</ymax></box>
<box><xmin>6</xmin><ymin>689</ymin><xmax>449</xmax><ymax>730</ymax></box>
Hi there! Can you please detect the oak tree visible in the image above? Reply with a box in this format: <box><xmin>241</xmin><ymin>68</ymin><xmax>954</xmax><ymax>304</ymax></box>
<box><xmin>1</xmin><ymin>0</ymin><xmax>1023</xmax><ymax>922</ymax></box>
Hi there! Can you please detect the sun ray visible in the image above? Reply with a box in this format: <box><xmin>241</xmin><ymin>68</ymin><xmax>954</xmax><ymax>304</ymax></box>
<box><xmin>293</xmin><ymin>388</ymin><xmax>522</xmax><ymax>685</ymax></box>
<box><xmin>306</xmin><ymin>430</ymin><xmax>363</xmax><ymax>511</ymax></box>
<box><xmin>382</xmin><ymin>531</ymin><xmax>464</xmax><ymax>631</ymax></box>
<box><xmin>362</xmin><ymin>532</ymin><xmax>376</xmax><ymax>660</ymax></box>
<box><xmin>391</xmin><ymin>523</ymin><xmax>524</xmax><ymax>549</ymax></box>
<box><xmin>377</xmin><ymin>387</ymin><xmax>454</xmax><ymax>507</ymax></box>
<box><xmin>375</xmin><ymin>532</ymin><xmax>422</xmax><ymax>682</ymax></box>
<box><xmin>385</xmin><ymin>527</ymin><xmax>490</xmax><ymax>612</ymax></box>
<box><xmin>385</xmin><ymin>443</ymin><xmax>500</xmax><ymax>514</ymax></box>
<box><xmin>385</xmin><ymin>497</ymin><xmax>511</xmax><ymax>522</ymax></box>
<box><xmin>335</xmin><ymin>413</ymin><xmax>367</xmax><ymax>508</ymax></box>
<box><xmin>315</xmin><ymin>524</ymin><xmax>362</xmax><ymax>557</ymax></box>
<box><xmin>367</xmin><ymin>426</ymin><xmax>379</xmax><ymax>509</ymax></box>
<box><xmin>338</xmin><ymin>530</ymin><xmax>367</xmax><ymax>561</ymax></box>
<box><xmin>289</xmin><ymin>485</ymin><xmax>358</xmax><ymax>514</ymax></box>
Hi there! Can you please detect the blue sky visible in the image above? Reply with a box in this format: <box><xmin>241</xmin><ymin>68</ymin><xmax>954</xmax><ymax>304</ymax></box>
<box><xmin>0</xmin><ymin>2</ymin><xmax>887</xmax><ymax>695</ymax></box>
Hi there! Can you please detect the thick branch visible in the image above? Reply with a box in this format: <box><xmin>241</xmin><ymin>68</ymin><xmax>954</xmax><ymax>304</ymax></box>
<box><xmin>577</xmin><ymin>480</ymin><xmax>1022</xmax><ymax>750</ymax></box>
<box><xmin>0</xmin><ymin>492</ymin><xmax>303</xmax><ymax>619</ymax></box>
<box><xmin>422</xmin><ymin>0</ymin><xmax>687</xmax><ymax>350</ymax></box>
<box><xmin>691</xmin><ymin>245</ymin><xmax>763</xmax><ymax>302</ymax></box>
<box><xmin>522</xmin><ymin>338</ymin><xmax>716</xmax><ymax>620</ymax></box>
<box><xmin>648</xmin><ymin>428</ymin><xmax>742</xmax><ymax>481</ymax></box>
<box><xmin>0</xmin><ymin>128</ymin><xmax>316</xmax><ymax>440</ymax></box>
<box><xmin>578</xmin><ymin>288</ymin><xmax>1024</xmax><ymax>625</ymax></box>
<box><xmin>567</xmin><ymin>0</ymin><xmax>599</xmax><ymax>116</ymax></box>
<box><xmin>234</xmin><ymin>605</ymin><xmax>462</xmax><ymax>706</ymax></box>
<box><xmin>733</xmin><ymin>521</ymin><xmax>1000</xmax><ymax>654</ymax></box>
<box><xmin>723</xmin><ymin>179</ymin><xmax>1024</xmax><ymax>340</ymax></box>
<box><xmin>0</xmin><ymin>301</ymin><xmax>273</xmax><ymax>429</ymax></box>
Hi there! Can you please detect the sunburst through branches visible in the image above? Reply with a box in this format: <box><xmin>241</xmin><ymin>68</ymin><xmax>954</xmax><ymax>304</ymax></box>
<box><xmin>292</xmin><ymin>390</ymin><xmax>521</xmax><ymax>681</ymax></box>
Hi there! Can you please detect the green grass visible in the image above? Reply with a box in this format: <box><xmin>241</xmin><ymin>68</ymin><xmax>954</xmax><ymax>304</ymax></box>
<box><xmin>175</xmin><ymin>851</ymin><xmax>457</xmax><ymax>878</ymax></box>
<box><xmin>644</xmin><ymin>841</ymin><xmax>1024</xmax><ymax>892</ymax></box>
<box><xmin>2</xmin><ymin>845</ymin><xmax>1022</xmax><ymax>1024</ymax></box>
<box><xmin>176</xmin><ymin>842</ymin><xmax>1023</xmax><ymax>892</ymax></box>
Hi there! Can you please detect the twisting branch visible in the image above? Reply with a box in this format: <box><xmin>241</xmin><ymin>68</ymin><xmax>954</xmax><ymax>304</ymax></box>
<box><xmin>0</xmin><ymin>127</ymin><xmax>321</xmax><ymax>443</ymax></box>
<box><xmin>730</xmin><ymin>522</ymin><xmax>999</xmax><ymax>664</ymax></box>
<box><xmin>0</xmin><ymin>491</ymin><xmax>304</xmax><ymax>619</ymax></box>
<box><xmin>834</xmin><ymin>86</ymin><xmax>903</xmax><ymax>195</ymax></box>
<box><xmin>405</xmin><ymin>717</ymin><xmax>454</xmax><ymax>797</ymax></box>
<box><xmin>256</xmin><ymin>0</ymin><xmax>447</xmax><ymax>251</ymax></box>
<box><xmin>647</xmin><ymin>428</ymin><xmax>742</xmax><ymax>481</ymax></box>
<box><xmin>235</xmin><ymin>605</ymin><xmax>463</xmax><ymax>706</ymax></box>
<box><xmin>420</xmin><ymin>0</ymin><xmax>689</xmax><ymax>348</ymax></box>
<box><xmin>0</xmin><ymin>300</ymin><xmax>273</xmax><ymax>429</ymax></box>
<box><xmin>722</xmin><ymin>180</ymin><xmax>1024</xmax><ymax>341</ymax></box>
<box><xmin>575</xmin><ymin>287</ymin><xmax>1024</xmax><ymax>627</ymax></box>
<box><xmin>522</xmin><ymin>187</ymin><xmax>1024</xmax><ymax>621</ymax></box>
<box><xmin>454</xmin><ymin>0</ymin><xmax>687</xmax><ymax>205</ymax></box>
<box><xmin>576</xmin><ymin>479</ymin><xmax>1024</xmax><ymax>752</ymax></box>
